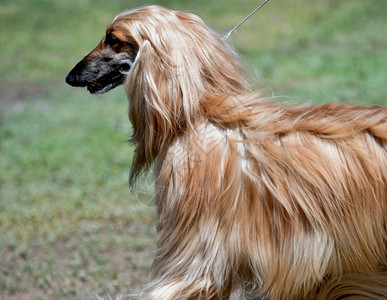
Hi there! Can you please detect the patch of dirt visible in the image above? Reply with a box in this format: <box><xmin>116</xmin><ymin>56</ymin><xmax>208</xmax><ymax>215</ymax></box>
<box><xmin>2</xmin><ymin>230</ymin><xmax>155</xmax><ymax>300</ymax></box>
<box><xmin>0</xmin><ymin>80</ymin><xmax>54</xmax><ymax>114</ymax></box>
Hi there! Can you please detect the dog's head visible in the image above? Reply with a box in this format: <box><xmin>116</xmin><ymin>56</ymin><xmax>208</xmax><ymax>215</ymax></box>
<box><xmin>66</xmin><ymin>5</ymin><xmax>247</xmax><ymax>96</ymax></box>
<box><xmin>65</xmin><ymin>15</ymin><xmax>139</xmax><ymax>94</ymax></box>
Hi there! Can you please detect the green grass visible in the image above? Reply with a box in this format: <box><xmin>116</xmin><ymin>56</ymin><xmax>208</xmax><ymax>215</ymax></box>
<box><xmin>0</xmin><ymin>0</ymin><xmax>386</xmax><ymax>299</ymax></box>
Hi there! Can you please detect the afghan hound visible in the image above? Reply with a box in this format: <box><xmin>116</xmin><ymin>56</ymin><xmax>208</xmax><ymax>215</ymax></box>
<box><xmin>66</xmin><ymin>5</ymin><xmax>387</xmax><ymax>299</ymax></box>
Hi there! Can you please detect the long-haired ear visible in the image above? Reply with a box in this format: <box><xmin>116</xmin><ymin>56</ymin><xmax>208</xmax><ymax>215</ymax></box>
<box><xmin>127</xmin><ymin>39</ymin><xmax>196</xmax><ymax>188</ymax></box>
<box><xmin>128</xmin><ymin>40</ymin><xmax>185</xmax><ymax>131</ymax></box>
<box><xmin>127</xmin><ymin>41</ymin><xmax>155</xmax><ymax>188</ymax></box>
<box><xmin>128</xmin><ymin>38</ymin><xmax>200</xmax><ymax>129</ymax></box>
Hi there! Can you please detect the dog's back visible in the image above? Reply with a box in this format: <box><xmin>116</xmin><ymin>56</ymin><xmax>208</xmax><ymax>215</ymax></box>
<box><xmin>158</xmin><ymin>98</ymin><xmax>387</xmax><ymax>299</ymax></box>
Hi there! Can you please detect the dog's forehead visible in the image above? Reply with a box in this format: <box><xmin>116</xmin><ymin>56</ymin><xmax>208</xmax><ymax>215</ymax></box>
<box><xmin>106</xmin><ymin>27</ymin><xmax>126</xmax><ymax>40</ymax></box>
<box><xmin>107</xmin><ymin>30</ymin><xmax>137</xmax><ymax>48</ymax></box>
<box><xmin>107</xmin><ymin>17</ymin><xmax>134</xmax><ymax>39</ymax></box>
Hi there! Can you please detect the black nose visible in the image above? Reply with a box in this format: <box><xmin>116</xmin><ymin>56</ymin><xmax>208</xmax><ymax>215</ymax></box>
<box><xmin>65</xmin><ymin>71</ymin><xmax>87</xmax><ymax>87</ymax></box>
<box><xmin>65</xmin><ymin>73</ymin><xmax>76</xmax><ymax>86</ymax></box>
<box><xmin>66</xmin><ymin>59</ymin><xmax>88</xmax><ymax>87</ymax></box>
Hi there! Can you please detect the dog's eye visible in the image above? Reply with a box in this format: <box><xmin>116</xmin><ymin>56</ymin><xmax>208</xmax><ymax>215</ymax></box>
<box><xmin>105</xmin><ymin>33</ymin><xmax>120</xmax><ymax>47</ymax></box>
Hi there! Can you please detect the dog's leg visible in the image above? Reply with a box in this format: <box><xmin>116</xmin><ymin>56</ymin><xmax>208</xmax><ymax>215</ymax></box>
<box><xmin>137</xmin><ymin>226</ymin><xmax>234</xmax><ymax>300</ymax></box>
<box><xmin>136</xmin><ymin>124</ymin><xmax>240</xmax><ymax>300</ymax></box>
<box><xmin>137</xmin><ymin>258</ymin><xmax>232</xmax><ymax>299</ymax></box>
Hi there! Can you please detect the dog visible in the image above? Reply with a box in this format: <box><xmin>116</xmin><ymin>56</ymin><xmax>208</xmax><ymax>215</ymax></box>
<box><xmin>66</xmin><ymin>5</ymin><xmax>387</xmax><ymax>299</ymax></box>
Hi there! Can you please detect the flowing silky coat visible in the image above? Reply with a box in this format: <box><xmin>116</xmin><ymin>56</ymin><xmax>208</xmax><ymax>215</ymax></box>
<box><xmin>66</xmin><ymin>6</ymin><xmax>387</xmax><ymax>299</ymax></box>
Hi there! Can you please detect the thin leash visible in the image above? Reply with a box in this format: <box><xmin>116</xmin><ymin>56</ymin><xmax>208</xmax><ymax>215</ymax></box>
<box><xmin>223</xmin><ymin>0</ymin><xmax>271</xmax><ymax>40</ymax></box>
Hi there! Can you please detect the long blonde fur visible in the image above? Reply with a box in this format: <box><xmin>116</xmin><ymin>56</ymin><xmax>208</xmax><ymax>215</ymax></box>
<box><xmin>108</xmin><ymin>6</ymin><xmax>386</xmax><ymax>299</ymax></box>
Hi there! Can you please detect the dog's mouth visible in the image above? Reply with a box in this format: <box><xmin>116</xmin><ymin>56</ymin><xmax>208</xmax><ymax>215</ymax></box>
<box><xmin>86</xmin><ymin>71</ymin><xmax>125</xmax><ymax>95</ymax></box>
<box><xmin>87</xmin><ymin>82</ymin><xmax>116</xmax><ymax>94</ymax></box>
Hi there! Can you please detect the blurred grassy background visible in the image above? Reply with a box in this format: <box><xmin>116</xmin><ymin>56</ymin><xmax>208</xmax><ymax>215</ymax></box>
<box><xmin>0</xmin><ymin>0</ymin><xmax>386</xmax><ymax>299</ymax></box>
